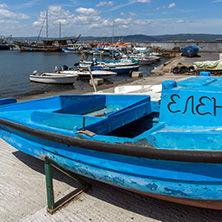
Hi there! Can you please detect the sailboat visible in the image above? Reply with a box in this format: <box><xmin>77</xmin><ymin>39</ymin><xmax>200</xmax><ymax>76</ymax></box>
<box><xmin>13</xmin><ymin>10</ymin><xmax>81</xmax><ymax>52</ymax></box>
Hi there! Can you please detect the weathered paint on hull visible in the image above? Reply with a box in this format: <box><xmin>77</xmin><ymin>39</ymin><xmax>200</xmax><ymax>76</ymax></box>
<box><xmin>1</xmin><ymin>125</ymin><xmax>222</xmax><ymax>210</ymax></box>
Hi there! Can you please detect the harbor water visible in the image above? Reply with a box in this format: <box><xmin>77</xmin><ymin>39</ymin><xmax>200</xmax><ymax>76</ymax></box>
<box><xmin>0</xmin><ymin>50</ymin><xmax>167</xmax><ymax>99</ymax></box>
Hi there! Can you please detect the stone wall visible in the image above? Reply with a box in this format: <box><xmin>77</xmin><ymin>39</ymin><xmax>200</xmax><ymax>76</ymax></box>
<box><xmin>143</xmin><ymin>42</ymin><xmax>222</xmax><ymax>52</ymax></box>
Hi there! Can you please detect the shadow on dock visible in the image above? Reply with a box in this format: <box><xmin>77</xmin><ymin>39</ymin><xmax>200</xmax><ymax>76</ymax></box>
<box><xmin>13</xmin><ymin>150</ymin><xmax>222</xmax><ymax>222</ymax></box>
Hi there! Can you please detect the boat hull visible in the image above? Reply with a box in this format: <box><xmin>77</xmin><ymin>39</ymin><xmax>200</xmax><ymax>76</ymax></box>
<box><xmin>79</xmin><ymin>60</ymin><xmax>140</xmax><ymax>74</ymax></box>
<box><xmin>29</xmin><ymin>73</ymin><xmax>78</xmax><ymax>84</ymax></box>
<box><xmin>60</xmin><ymin>70</ymin><xmax>117</xmax><ymax>79</ymax></box>
<box><xmin>0</xmin><ymin>44</ymin><xmax>10</xmax><ymax>50</ymax></box>
<box><xmin>182</xmin><ymin>46</ymin><xmax>199</xmax><ymax>57</ymax></box>
<box><xmin>92</xmin><ymin>65</ymin><xmax>139</xmax><ymax>74</ymax></box>
<box><xmin>14</xmin><ymin>44</ymin><xmax>63</xmax><ymax>52</ymax></box>
<box><xmin>1</xmin><ymin>122</ymin><xmax>222</xmax><ymax>210</ymax></box>
<box><xmin>62</xmin><ymin>48</ymin><xmax>79</xmax><ymax>53</ymax></box>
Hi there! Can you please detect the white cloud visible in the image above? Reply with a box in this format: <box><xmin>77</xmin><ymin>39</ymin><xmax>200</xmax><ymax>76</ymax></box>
<box><xmin>168</xmin><ymin>3</ymin><xmax>176</xmax><ymax>8</ymax></box>
<box><xmin>0</xmin><ymin>19</ymin><xmax>18</xmax><ymax>24</ymax></box>
<box><xmin>19</xmin><ymin>5</ymin><xmax>221</xmax><ymax>38</ymax></box>
<box><xmin>115</xmin><ymin>18</ymin><xmax>134</xmax><ymax>26</ymax></box>
<box><xmin>0</xmin><ymin>4</ymin><xmax>7</xmax><ymax>8</ymax></box>
<box><xmin>96</xmin><ymin>1</ymin><xmax>114</xmax><ymax>7</ymax></box>
<box><xmin>33</xmin><ymin>6</ymin><xmax>74</xmax><ymax>26</ymax></box>
<box><xmin>105</xmin><ymin>0</ymin><xmax>150</xmax><ymax>12</ymax></box>
<box><xmin>135</xmin><ymin>0</ymin><xmax>150</xmax><ymax>2</ymax></box>
<box><xmin>0</xmin><ymin>9</ymin><xmax>30</xmax><ymax>20</ymax></box>
<box><xmin>75</xmin><ymin>7</ymin><xmax>100</xmax><ymax>16</ymax></box>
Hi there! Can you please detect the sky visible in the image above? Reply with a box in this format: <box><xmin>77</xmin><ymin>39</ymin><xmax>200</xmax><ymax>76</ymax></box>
<box><xmin>0</xmin><ymin>0</ymin><xmax>222</xmax><ymax>38</ymax></box>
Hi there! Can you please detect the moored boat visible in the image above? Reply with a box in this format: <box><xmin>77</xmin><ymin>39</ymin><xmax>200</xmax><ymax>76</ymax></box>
<box><xmin>14</xmin><ymin>36</ymin><xmax>81</xmax><ymax>52</ymax></box>
<box><xmin>182</xmin><ymin>46</ymin><xmax>199</xmax><ymax>57</ymax></box>
<box><xmin>0</xmin><ymin>42</ymin><xmax>10</xmax><ymax>50</ymax></box>
<box><xmin>58</xmin><ymin>69</ymin><xmax>117</xmax><ymax>79</ymax></box>
<box><xmin>79</xmin><ymin>60</ymin><xmax>139</xmax><ymax>74</ymax></box>
<box><xmin>62</xmin><ymin>47</ymin><xmax>79</xmax><ymax>53</ymax></box>
<box><xmin>122</xmin><ymin>53</ymin><xmax>160</xmax><ymax>65</ymax></box>
<box><xmin>13</xmin><ymin>10</ymin><xmax>81</xmax><ymax>52</ymax></box>
<box><xmin>29</xmin><ymin>71</ymin><xmax>78</xmax><ymax>84</ymax></box>
<box><xmin>1</xmin><ymin>76</ymin><xmax>222</xmax><ymax>209</ymax></box>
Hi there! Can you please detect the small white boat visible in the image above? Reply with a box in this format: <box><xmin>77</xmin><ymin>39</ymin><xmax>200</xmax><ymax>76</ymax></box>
<box><xmin>58</xmin><ymin>69</ymin><xmax>117</xmax><ymax>79</ymax></box>
<box><xmin>62</xmin><ymin>47</ymin><xmax>79</xmax><ymax>53</ymax></box>
<box><xmin>97</xmin><ymin>84</ymin><xmax>162</xmax><ymax>101</ymax></box>
<box><xmin>30</xmin><ymin>71</ymin><xmax>78</xmax><ymax>84</ymax></box>
<box><xmin>132</xmin><ymin>55</ymin><xmax>160</xmax><ymax>65</ymax></box>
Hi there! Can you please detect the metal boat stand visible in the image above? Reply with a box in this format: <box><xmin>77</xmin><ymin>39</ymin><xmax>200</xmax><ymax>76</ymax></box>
<box><xmin>40</xmin><ymin>155</ymin><xmax>91</xmax><ymax>214</ymax></box>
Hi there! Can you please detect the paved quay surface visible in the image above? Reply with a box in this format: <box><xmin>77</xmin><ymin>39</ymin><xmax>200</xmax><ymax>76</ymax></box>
<box><xmin>151</xmin><ymin>52</ymin><xmax>220</xmax><ymax>75</ymax></box>
<box><xmin>1</xmin><ymin>56</ymin><xmax>222</xmax><ymax>221</ymax></box>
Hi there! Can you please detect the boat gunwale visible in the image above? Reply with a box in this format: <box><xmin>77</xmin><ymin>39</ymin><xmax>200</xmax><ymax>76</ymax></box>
<box><xmin>0</xmin><ymin>117</ymin><xmax>222</xmax><ymax>163</ymax></box>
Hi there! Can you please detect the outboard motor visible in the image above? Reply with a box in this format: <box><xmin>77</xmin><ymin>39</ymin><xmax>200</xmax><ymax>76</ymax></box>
<box><xmin>61</xmin><ymin>65</ymin><xmax>69</xmax><ymax>71</ymax></box>
<box><xmin>74</xmin><ymin>62</ymin><xmax>79</xmax><ymax>67</ymax></box>
<box><xmin>33</xmin><ymin>70</ymin><xmax>39</xmax><ymax>75</ymax></box>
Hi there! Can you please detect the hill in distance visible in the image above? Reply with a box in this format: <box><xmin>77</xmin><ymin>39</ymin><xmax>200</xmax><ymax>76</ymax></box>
<box><xmin>80</xmin><ymin>34</ymin><xmax>222</xmax><ymax>42</ymax></box>
<box><xmin>11</xmin><ymin>34</ymin><xmax>222</xmax><ymax>42</ymax></box>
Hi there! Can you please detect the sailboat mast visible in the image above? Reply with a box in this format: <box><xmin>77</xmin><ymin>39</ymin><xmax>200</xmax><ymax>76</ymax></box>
<box><xmin>112</xmin><ymin>20</ymin><xmax>115</xmax><ymax>45</ymax></box>
<box><xmin>46</xmin><ymin>9</ymin><xmax>48</xmax><ymax>38</ymax></box>
<box><xmin>36</xmin><ymin>10</ymin><xmax>47</xmax><ymax>43</ymax></box>
<box><xmin>59</xmin><ymin>22</ymin><xmax>61</xmax><ymax>40</ymax></box>
<box><xmin>112</xmin><ymin>20</ymin><xmax>115</xmax><ymax>60</ymax></box>
<box><xmin>58</xmin><ymin>22</ymin><xmax>61</xmax><ymax>47</ymax></box>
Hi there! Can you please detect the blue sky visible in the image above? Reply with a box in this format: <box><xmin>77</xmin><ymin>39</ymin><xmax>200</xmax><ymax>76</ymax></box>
<box><xmin>0</xmin><ymin>0</ymin><xmax>222</xmax><ymax>37</ymax></box>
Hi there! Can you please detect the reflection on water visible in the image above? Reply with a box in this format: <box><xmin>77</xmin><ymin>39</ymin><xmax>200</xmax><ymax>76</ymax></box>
<box><xmin>0</xmin><ymin>50</ymin><xmax>167</xmax><ymax>99</ymax></box>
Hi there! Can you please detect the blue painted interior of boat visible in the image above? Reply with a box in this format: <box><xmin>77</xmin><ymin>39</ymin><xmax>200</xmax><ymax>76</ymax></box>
<box><xmin>0</xmin><ymin>98</ymin><xmax>17</xmax><ymax>106</ymax></box>
<box><xmin>0</xmin><ymin>94</ymin><xmax>151</xmax><ymax>136</ymax></box>
<box><xmin>1</xmin><ymin>76</ymin><xmax>222</xmax><ymax>151</ymax></box>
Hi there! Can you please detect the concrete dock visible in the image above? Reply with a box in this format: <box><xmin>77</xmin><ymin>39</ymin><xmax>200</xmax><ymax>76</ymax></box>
<box><xmin>1</xmin><ymin>54</ymin><xmax>222</xmax><ymax>221</ymax></box>
<box><xmin>151</xmin><ymin>52</ymin><xmax>220</xmax><ymax>75</ymax></box>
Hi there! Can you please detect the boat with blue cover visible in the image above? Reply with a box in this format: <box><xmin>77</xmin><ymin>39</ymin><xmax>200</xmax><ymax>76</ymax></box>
<box><xmin>182</xmin><ymin>46</ymin><xmax>199</xmax><ymax>57</ymax></box>
<box><xmin>1</xmin><ymin>76</ymin><xmax>222</xmax><ymax>209</ymax></box>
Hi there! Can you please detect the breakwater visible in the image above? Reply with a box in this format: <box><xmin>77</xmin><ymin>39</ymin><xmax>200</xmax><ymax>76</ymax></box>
<box><xmin>143</xmin><ymin>41</ymin><xmax>222</xmax><ymax>52</ymax></box>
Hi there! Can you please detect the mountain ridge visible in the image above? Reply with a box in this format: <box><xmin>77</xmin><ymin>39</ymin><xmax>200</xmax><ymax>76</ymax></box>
<box><xmin>10</xmin><ymin>34</ymin><xmax>222</xmax><ymax>42</ymax></box>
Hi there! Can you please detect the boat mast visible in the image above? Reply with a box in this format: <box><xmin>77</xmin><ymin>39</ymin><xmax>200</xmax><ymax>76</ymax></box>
<box><xmin>46</xmin><ymin>9</ymin><xmax>48</xmax><ymax>38</ymax></box>
<box><xmin>59</xmin><ymin>22</ymin><xmax>61</xmax><ymax>40</ymax></box>
<box><xmin>36</xmin><ymin>10</ymin><xmax>47</xmax><ymax>43</ymax></box>
<box><xmin>59</xmin><ymin>22</ymin><xmax>61</xmax><ymax>47</ymax></box>
<box><xmin>112</xmin><ymin>20</ymin><xmax>115</xmax><ymax>45</ymax></box>
<box><xmin>112</xmin><ymin>20</ymin><xmax>115</xmax><ymax>60</ymax></box>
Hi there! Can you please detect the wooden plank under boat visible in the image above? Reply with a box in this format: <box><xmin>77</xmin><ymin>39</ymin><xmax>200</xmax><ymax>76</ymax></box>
<box><xmin>1</xmin><ymin>77</ymin><xmax>222</xmax><ymax>209</ymax></box>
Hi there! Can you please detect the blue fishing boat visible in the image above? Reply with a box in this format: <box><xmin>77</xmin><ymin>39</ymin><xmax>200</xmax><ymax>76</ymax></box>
<box><xmin>1</xmin><ymin>76</ymin><xmax>222</xmax><ymax>209</ymax></box>
<box><xmin>182</xmin><ymin>46</ymin><xmax>199</xmax><ymax>57</ymax></box>
<box><xmin>79</xmin><ymin>60</ymin><xmax>139</xmax><ymax>74</ymax></box>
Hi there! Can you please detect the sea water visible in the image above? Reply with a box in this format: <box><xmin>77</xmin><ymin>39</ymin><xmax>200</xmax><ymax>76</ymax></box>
<box><xmin>0</xmin><ymin>50</ymin><xmax>167</xmax><ymax>99</ymax></box>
